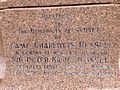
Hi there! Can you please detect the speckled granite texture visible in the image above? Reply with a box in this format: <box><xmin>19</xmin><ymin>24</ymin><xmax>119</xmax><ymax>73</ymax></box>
<box><xmin>0</xmin><ymin>1</ymin><xmax>7</xmax><ymax>9</ymax></box>
<box><xmin>0</xmin><ymin>4</ymin><xmax>120</xmax><ymax>90</ymax></box>
<box><xmin>0</xmin><ymin>0</ymin><xmax>120</xmax><ymax>8</ymax></box>
<box><xmin>7</xmin><ymin>0</ymin><xmax>120</xmax><ymax>7</ymax></box>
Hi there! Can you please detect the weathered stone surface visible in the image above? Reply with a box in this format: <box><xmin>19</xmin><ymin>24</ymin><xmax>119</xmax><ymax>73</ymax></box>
<box><xmin>0</xmin><ymin>12</ymin><xmax>6</xmax><ymax>81</ymax></box>
<box><xmin>7</xmin><ymin>0</ymin><xmax>119</xmax><ymax>7</ymax></box>
<box><xmin>0</xmin><ymin>0</ymin><xmax>120</xmax><ymax>9</ymax></box>
<box><xmin>0</xmin><ymin>0</ymin><xmax>7</xmax><ymax>9</ymax></box>
<box><xmin>0</xmin><ymin>4</ymin><xmax>120</xmax><ymax>90</ymax></box>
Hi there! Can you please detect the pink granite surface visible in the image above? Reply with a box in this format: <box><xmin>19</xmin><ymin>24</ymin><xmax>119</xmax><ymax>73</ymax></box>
<box><xmin>0</xmin><ymin>0</ymin><xmax>120</xmax><ymax>9</ymax></box>
<box><xmin>0</xmin><ymin>4</ymin><xmax>119</xmax><ymax>89</ymax></box>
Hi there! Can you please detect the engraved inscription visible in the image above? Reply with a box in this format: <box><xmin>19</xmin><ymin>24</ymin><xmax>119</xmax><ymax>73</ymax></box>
<box><xmin>2</xmin><ymin>8</ymin><xmax>119</xmax><ymax>77</ymax></box>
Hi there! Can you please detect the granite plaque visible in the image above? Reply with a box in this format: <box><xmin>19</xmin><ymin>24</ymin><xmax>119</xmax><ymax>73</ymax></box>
<box><xmin>0</xmin><ymin>3</ymin><xmax>120</xmax><ymax>90</ymax></box>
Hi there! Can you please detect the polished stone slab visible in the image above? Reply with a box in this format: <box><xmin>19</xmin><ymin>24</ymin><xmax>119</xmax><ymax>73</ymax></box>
<box><xmin>0</xmin><ymin>4</ymin><xmax>120</xmax><ymax>90</ymax></box>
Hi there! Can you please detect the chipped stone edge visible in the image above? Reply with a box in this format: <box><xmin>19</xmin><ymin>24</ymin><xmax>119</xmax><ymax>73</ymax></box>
<box><xmin>0</xmin><ymin>57</ymin><xmax>6</xmax><ymax>79</ymax></box>
<box><xmin>0</xmin><ymin>16</ymin><xmax>6</xmax><ymax>80</ymax></box>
